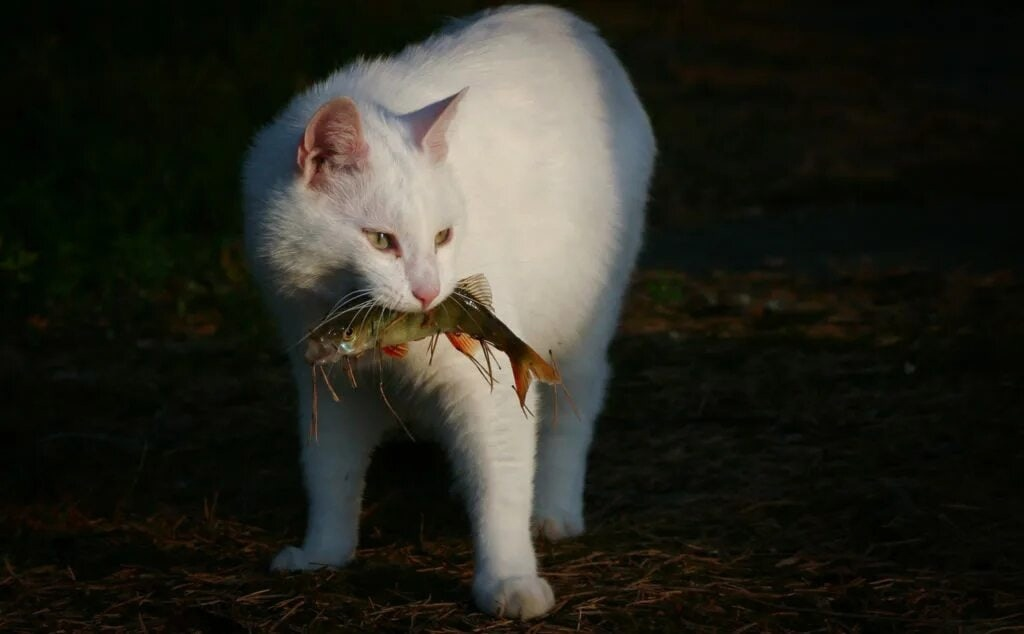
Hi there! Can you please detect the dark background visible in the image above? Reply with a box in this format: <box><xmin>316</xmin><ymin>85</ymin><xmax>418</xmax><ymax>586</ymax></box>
<box><xmin>2</xmin><ymin>2</ymin><xmax>1023</xmax><ymax>630</ymax></box>
<box><xmin>3</xmin><ymin>1</ymin><xmax>1020</xmax><ymax>325</ymax></box>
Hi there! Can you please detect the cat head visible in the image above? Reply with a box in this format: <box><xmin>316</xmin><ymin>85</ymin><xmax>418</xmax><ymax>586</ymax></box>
<box><xmin>266</xmin><ymin>89</ymin><xmax>468</xmax><ymax>313</ymax></box>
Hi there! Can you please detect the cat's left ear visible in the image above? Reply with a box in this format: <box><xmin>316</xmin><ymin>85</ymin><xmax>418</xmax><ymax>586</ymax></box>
<box><xmin>402</xmin><ymin>87</ymin><xmax>468</xmax><ymax>163</ymax></box>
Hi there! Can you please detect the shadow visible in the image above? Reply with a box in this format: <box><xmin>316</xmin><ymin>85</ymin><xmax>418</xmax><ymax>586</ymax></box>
<box><xmin>589</xmin><ymin>321</ymin><xmax>1024</xmax><ymax>571</ymax></box>
<box><xmin>361</xmin><ymin>441</ymin><xmax>470</xmax><ymax>546</ymax></box>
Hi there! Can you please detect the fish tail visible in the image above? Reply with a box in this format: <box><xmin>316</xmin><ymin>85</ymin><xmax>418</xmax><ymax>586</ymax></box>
<box><xmin>510</xmin><ymin>343</ymin><xmax>561</xmax><ymax>409</ymax></box>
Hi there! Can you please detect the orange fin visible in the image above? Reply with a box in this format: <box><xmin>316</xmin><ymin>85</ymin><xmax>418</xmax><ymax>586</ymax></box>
<box><xmin>381</xmin><ymin>344</ymin><xmax>408</xmax><ymax>359</ymax></box>
<box><xmin>510</xmin><ymin>344</ymin><xmax>562</xmax><ymax>411</ymax></box>
<box><xmin>445</xmin><ymin>331</ymin><xmax>479</xmax><ymax>356</ymax></box>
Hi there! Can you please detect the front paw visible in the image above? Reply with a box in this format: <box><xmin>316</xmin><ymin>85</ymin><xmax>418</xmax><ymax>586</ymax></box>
<box><xmin>270</xmin><ymin>545</ymin><xmax>351</xmax><ymax>572</ymax></box>
<box><xmin>473</xmin><ymin>575</ymin><xmax>555</xmax><ymax>619</ymax></box>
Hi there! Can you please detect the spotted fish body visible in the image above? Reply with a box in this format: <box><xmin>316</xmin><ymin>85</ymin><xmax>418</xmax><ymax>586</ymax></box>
<box><xmin>305</xmin><ymin>274</ymin><xmax>560</xmax><ymax>407</ymax></box>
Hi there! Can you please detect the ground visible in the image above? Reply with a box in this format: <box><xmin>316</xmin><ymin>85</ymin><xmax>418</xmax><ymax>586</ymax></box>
<box><xmin>3</xmin><ymin>264</ymin><xmax>1023</xmax><ymax>631</ymax></box>
<box><xmin>2</xmin><ymin>1</ymin><xmax>1023</xmax><ymax>632</ymax></box>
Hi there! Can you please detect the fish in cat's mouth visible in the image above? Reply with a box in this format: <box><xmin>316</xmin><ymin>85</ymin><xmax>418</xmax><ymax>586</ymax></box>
<box><xmin>304</xmin><ymin>274</ymin><xmax>562</xmax><ymax>412</ymax></box>
<box><xmin>304</xmin><ymin>337</ymin><xmax>345</xmax><ymax>365</ymax></box>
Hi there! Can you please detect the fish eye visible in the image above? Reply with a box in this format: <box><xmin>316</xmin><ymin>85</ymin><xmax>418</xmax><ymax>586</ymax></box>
<box><xmin>435</xmin><ymin>227</ymin><xmax>452</xmax><ymax>247</ymax></box>
<box><xmin>342</xmin><ymin>327</ymin><xmax>354</xmax><ymax>340</ymax></box>
<box><xmin>364</xmin><ymin>230</ymin><xmax>397</xmax><ymax>252</ymax></box>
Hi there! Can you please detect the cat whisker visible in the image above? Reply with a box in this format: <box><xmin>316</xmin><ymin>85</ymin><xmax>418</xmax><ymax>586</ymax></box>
<box><xmin>295</xmin><ymin>289</ymin><xmax>376</xmax><ymax>350</ymax></box>
<box><xmin>327</xmin><ymin>287</ymin><xmax>373</xmax><ymax>313</ymax></box>
<box><xmin>319</xmin><ymin>288</ymin><xmax>374</xmax><ymax>324</ymax></box>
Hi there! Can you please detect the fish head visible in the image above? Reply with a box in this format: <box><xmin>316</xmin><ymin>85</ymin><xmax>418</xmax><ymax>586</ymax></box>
<box><xmin>304</xmin><ymin>336</ymin><xmax>339</xmax><ymax>365</ymax></box>
<box><xmin>328</xmin><ymin>323</ymin><xmax>372</xmax><ymax>356</ymax></box>
<box><xmin>303</xmin><ymin>321</ymin><xmax>369</xmax><ymax>364</ymax></box>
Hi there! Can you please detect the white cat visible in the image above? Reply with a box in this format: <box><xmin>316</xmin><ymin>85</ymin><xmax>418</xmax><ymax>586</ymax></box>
<box><xmin>242</xmin><ymin>5</ymin><xmax>655</xmax><ymax>619</ymax></box>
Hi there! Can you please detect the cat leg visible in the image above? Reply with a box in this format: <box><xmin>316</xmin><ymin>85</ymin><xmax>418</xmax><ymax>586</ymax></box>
<box><xmin>271</xmin><ymin>374</ymin><xmax>387</xmax><ymax>571</ymax></box>
<box><xmin>532</xmin><ymin>354</ymin><xmax>609</xmax><ymax>540</ymax></box>
<box><xmin>440</xmin><ymin>377</ymin><xmax>555</xmax><ymax>619</ymax></box>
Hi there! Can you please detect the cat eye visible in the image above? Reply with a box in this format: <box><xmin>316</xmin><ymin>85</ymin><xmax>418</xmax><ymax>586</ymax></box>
<box><xmin>435</xmin><ymin>228</ymin><xmax>452</xmax><ymax>247</ymax></box>
<box><xmin>364</xmin><ymin>230</ymin><xmax>397</xmax><ymax>252</ymax></box>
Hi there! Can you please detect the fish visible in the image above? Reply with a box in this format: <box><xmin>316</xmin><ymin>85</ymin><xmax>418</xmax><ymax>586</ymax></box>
<box><xmin>304</xmin><ymin>274</ymin><xmax>561</xmax><ymax>409</ymax></box>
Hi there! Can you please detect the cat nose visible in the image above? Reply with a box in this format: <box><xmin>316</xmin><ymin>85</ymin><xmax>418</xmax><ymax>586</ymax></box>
<box><xmin>412</xmin><ymin>285</ymin><xmax>439</xmax><ymax>310</ymax></box>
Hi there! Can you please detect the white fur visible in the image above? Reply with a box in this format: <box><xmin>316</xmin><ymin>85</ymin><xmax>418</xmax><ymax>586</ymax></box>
<box><xmin>243</xmin><ymin>5</ymin><xmax>655</xmax><ymax>620</ymax></box>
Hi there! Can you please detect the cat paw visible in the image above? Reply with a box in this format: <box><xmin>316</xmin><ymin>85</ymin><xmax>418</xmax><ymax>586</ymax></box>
<box><xmin>270</xmin><ymin>545</ymin><xmax>350</xmax><ymax>572</ymax></box>
<box><xmin>473</xmin><ymin>574</ymin><xmax>555</xmax><ymax>619</ymax></box>
<box><xmin>533</xmin><ymin>511</ymin><xmax>585</xmax><ymax>541</ymax></box>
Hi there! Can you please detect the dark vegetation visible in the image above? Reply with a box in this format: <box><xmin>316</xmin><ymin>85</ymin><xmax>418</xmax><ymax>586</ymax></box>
<box><xmin>2</xmin><ymin>1</ymin><xmax>1021</xmax><ymax>631</ymax></box>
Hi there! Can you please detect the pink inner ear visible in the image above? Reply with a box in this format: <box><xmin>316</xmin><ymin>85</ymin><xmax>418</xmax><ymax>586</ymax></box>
<box><xmin>297</xmin><ymin>97</ymin><xmax>368</xmax><ymax>188</ymax></box>
<box><xmin>403</xmin><ymin>88</ymin><xmax>468</xmax><ymax>163</ymax></box>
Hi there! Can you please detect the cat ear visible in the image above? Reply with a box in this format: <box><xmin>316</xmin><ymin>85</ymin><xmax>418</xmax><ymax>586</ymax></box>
<box><xmin>402</xmin><ymin>87</ymin><xmax>468</xmax><ymax>163</ymax></box>
<box><xmin>297</xmin><ymin>97</ymin><xmax>369</xmax><ymax>189</ymax></box>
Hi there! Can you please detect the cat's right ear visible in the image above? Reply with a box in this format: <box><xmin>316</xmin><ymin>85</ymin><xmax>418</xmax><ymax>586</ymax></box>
<box><xmin>297</xmin><ymin>97</ymin><xmax>369</xmax><ymax>189</ymax></box>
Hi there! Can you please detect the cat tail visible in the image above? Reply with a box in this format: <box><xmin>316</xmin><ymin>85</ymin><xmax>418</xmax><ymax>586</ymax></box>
<box><xmin>509</xmin><ymin>342</ymin><xmax>561</xmax><ymax>411</ymax></box>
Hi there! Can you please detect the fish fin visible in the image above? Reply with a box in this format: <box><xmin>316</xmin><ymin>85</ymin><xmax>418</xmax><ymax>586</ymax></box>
<box><xmin>445</xmin><ymin>331</ymin><xmax>479</xmax><ymax>356</ymax></box>
<box><xmin>381</xmin><ymin>344</ymin><xmax>408</xmax><ymax>359</ymax></box>
<box><xmin>455</xmin><ymin>273</ymin><xmax>493</xmax><ymax>311</ymax></box>
<box><xmin>510</xmin><ymin>343</ymin><xmax>562</xmax><ymax>409</ymax></box>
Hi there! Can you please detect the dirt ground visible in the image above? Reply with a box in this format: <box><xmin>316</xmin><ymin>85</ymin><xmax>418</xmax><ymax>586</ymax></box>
<box><xmin>3</xmin><ymin>265</ymin><xmax>1023</xmax><ymax>632</ymax></box>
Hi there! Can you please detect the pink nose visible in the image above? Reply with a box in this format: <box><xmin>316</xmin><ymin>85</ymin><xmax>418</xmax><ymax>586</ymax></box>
<box><xmin>412</xmin><ymin>286</ymin><xmax>439</xmax><ymax>310</ymax></box>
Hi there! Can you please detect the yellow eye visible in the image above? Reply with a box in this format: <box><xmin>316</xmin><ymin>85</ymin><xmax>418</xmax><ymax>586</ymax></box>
<box><xmin>435</xmin><ymin>228</ymin><xmax>452</xmax><ymax>247</ymax></box>
<box><xmin>364</xmin><ymin>230</ymin><xmax>396</xmax><ymax>251</ymax></box>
